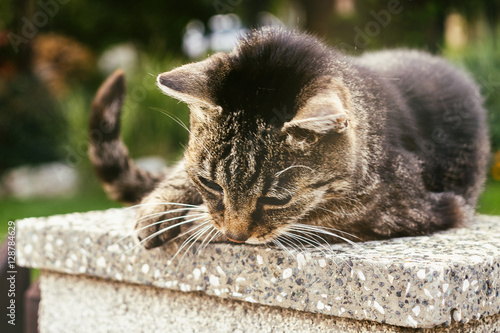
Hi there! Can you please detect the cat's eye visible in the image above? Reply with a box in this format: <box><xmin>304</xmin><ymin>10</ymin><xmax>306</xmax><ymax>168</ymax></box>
<box><xmin>198</xmin><ymin>176</ymin><xmax>224</xmax><ymax>194</ymax></box>
<box><xmin>258</xmin><ymin>196</ymin><xmax>292</xmax><ymax>207</ymax></box>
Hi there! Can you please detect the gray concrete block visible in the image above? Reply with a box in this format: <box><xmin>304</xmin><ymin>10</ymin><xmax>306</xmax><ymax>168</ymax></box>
<box><xmin>38</xmin><ymin>271</ymin><xmax>500</xmax><ymax>333</ymax></box>
<box><xmin>16</xmin><ymin>208</ymin><xmax>500</xmax><ymax>330</ymax></box>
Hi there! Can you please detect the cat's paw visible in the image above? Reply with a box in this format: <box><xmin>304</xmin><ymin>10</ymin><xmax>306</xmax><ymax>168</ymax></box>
<box><xmin>134</xmin><ymin>203</ymin><xmax>176</xmax><ymax>249</ymax></box>
<box><xmin>134</xmin><ymin>201</ymin><xmax>206</xmax><ymax>249</ymax></box>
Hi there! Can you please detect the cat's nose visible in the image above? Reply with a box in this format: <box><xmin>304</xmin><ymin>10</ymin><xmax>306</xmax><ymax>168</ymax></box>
<box><xmin>225</xmin><ymin>231</ymin><xmax>249</xmax><ymax>243</ymax></box>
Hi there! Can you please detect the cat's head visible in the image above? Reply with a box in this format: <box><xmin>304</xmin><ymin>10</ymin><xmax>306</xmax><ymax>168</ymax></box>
<box><xmin>157</xmin><ymin>29</ymin><xmax>357</xmax><ymax>244</ymax></box>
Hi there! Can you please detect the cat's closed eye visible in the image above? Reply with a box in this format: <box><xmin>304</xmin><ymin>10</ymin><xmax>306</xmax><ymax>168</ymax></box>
<box><xmin>197</xmin><ymin>176</ymin><xmax>223</xmax><ymax>194</ymax></box>
<box><xmin>258</xmin><ymin>196</ymin><xmax>292</xmax><ymax>207</ymax></box>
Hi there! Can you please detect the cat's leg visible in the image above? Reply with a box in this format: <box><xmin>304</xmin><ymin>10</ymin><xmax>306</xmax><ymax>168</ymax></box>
<box><xmin>134</xmin><ymin>161</ymin><xmax>204</xmax><ymax>249</ymax></box>
<box><xmin>367</xmin><ymin>151</ymin><xmax>474</xmax><ymax>238</ymax></box>
<box><xmin>363</xmin><ymin>190</ymin><xmax>472</xmax><ymax>240</ymax></box>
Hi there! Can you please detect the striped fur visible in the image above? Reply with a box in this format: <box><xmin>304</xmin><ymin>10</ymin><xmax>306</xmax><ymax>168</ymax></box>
<box><xmin>88</xmin><ymin>70</ymin><xmax>162</xmax><ymax>204</ymax></box>
<box><xmin>90</xmin><ymin>28</ymin><xmax>489</xmax><ymax>250</ymax></box>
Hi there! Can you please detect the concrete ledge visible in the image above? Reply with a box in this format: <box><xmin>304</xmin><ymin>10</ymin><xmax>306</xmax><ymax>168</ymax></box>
<box><xmin>16</xmin><ymin>208</ymin><xmax>500</xmax><ymax>330</ymax></box>
<box><xmin>39</xmin><ymin>272</ymin><xmax>500</xmax><ymax>333</ymax></box>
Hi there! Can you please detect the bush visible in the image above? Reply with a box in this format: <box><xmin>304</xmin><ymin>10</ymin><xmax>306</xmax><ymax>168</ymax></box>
<box><xmin>60</xmin><ymin>52</ymin><xmax>190</xmax><ymax>170</ymax></box>
<box><xmin>445</xmin><ymin>35</ymin><xmax>500</xmax><ymax>152</ymax></box>
<box><xmin>0</xmin><ymin>74</ymin><xmax>66</xmax><ymax>174</ymax></box>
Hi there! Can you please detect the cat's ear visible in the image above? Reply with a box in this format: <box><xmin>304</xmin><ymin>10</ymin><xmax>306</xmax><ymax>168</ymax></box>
<box><xmin>283</xmin><ymin>91</ymin><xmax>350</xmax><ymax>144</ymax></box>
<box><xmin>157</xmin><ymin>53</ymin><xmax>227</xmax><ymax>110</ymax></box>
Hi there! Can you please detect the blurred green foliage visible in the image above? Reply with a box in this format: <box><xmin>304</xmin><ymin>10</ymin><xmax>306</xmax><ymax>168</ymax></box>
<box><xmin>59</xmin><ymin>53</ymin><xmax>189</xmax><ymax>163</ymax></box>
<box><xmin>0</xmin><ymin>0</ymin><xmax>499</xmax><ymax>219</ymax></box>
<box><xmin>0</xmin><ymin>73</ymin><xmax>66</xmax><ymax>173</ymax></box>
<box><xmin>0</xmin><ymin>0</ymin><xmax>211</xmax><ymax>54</ymax></box>
<box><xmin>1</xmin><ymin>0</ymin><xmax>282</xmax><ymax>56</ymax></box>
<box><xmin>478</xmin><ymin>180</ymin><xmax>500</xmax><ymax>215</ymax></box>
<box><xmin>445</xmin><ymin>35</ymin><xmax>500</xmax><ymax>151</ymax></box>
<box><xmin>325</xmin><ymin>0</ymin><xmax>499</xmax><ymax>53</ymax></box>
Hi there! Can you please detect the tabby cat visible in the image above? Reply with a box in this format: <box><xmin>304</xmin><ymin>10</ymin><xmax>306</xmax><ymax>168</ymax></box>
<box><xmin>89</xmin><ymin>28</ymin><xmax>489</xmax><ymax>250</ymax></box>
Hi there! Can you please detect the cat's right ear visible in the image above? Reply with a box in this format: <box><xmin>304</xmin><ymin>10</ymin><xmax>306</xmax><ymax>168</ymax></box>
<box><xmin>157</xmin><ymin>53</ymin><xmax>227</xmax><ymax>117</ymax></box>
<box><xmin>282</xmin><ymin>91</ymin><xmax>350</xmax><ymax>147</ymax></box>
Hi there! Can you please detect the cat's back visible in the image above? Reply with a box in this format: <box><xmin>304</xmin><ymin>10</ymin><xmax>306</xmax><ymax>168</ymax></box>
<box><xmin>353</xmin><ymin>49</ymin><xmax>489</xmax><ymax>205</ymax></box>
<box><xmin>354</xmin><ymin>49</ymin><xmax>480</xmax><ymax>102</ymax></box>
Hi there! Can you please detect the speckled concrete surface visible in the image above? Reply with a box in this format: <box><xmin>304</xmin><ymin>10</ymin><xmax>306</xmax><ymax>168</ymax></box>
<box><xmin>17</xmin><ymin>208</ymin><xmax>500</xmax><ymax>329</ymax></box>
<box><xmin>39</xmin><ymin>271</ymin><xmax>500</xmax><ymax>333</ymax></box>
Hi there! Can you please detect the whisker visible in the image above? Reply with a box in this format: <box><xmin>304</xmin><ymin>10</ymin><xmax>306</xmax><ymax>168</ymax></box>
<box><xmin>169</xmin><ymin>220</ymin><xmax>212</xmax><ymax>242</ymax></box>
<box><xmin>280</xmin><ymin>239</ymin><xmax>296</xmax><ymax>258</ymax></box>
<box><xmin>299</xmin><ymin>218</ymin><xmax>362</xmax><ymax>240</ymax></box>
<box><xmin>289</xmin><ymin>224</ymin><xmax>362</xmax><ymax>249</ymax></box>
<box><xmin>115</xmin><ymin>215</ymin><xmax>206</xmax><ymax>247</ymax></box>
<box><xmin>276</xmin><ymin>235</ymin><xmax>304</xmax><ymax>254</ymax></box>
<box><xmin>286</xmin><ymin>224</ymin><xmax>388</xmax><ymax>274</ymax></box>
<box><xmin>151</xmin><ymin>107</ymin><xmax>211</xmax><ymax>155</ymax></box>
<box><xmin>122</xmin><ymin>202</ymin><xmax>204</xmax><ymax>212</ymax></box>
<box><xmin>134</xmin><ymin>214</ymin><xmax>207</xmax><ymax>235</ymax></box>
<box><xmin>296</xmin><ymin>225</ymin><xmax>388</xmax><ymax>279</ymax></box>
<box><xmin>135</xmin><ymin>210</ymin><xmax>206</xmax><ymax>224</ymax></box>
<box><xmin>282</xmin><ymin>230</ymin><xmax>351</xmax><ymax>268</ymax></box>
<box><xmin>121</xmin><ymin>216</ymin><xmax>207</xmax><ymax>254</ymax></box>
<box><xmin>275</xmin><ymin>164</ymin><xmax>315</xmax><ymax>177</ymax></box>
<box><xmin>276</xmin><ymin>186</ymin><xmax>294</xmax><ymax>197</ymax></box>
<box><xmin>199</xmin><ymin>230</ymin><xmax>221</xmax><ymax>255</ymax></box>
<box><xmin>171</xmin><ymin>226</ymin><xmax>211</xmax><ymax>262</ymax></box>
<box><xmin>172</xmin><ymin>225</ymin><xmax>214</xmax><ymax>267</ymax></box>
<box><xmin>272</xmin><ymin>238</ymin><xmax>294</xmax><ymax>258</ymax></box>
<box><xmin>281</xmin><ymin>231</ymin><xmax>331</xmax><ymax>256</ymax></box>
<box><xmin>195</xmin><ymin>227</ymin><xmax>215</xmax><ymax>255</ymax></box>
<box><xmin>195</xmin><ymin>227</ymin><xmax>220</xmax><ymax>256</ymax></box>
<box><xmin>282</xmin><ymin>230</ymin><xmax>329</xmax><ymax>250</ymax></box>
<box><xmin>151</xmin><ymin>107</ymin><xmax>191</xmax><ymax>132</ymax></box>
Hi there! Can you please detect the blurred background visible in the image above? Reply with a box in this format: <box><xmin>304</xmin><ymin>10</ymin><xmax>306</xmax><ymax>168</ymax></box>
<box><xmin>1</xmin><ymin>0</ymin><xmax>499</xmax><ymax>235</ymax></box>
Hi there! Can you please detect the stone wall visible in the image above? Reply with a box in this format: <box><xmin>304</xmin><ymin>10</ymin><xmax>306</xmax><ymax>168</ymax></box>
<box><xmin>16</xmin><ymin>208</ymin><xmax>500</xmax><ymax>332</ymax></box>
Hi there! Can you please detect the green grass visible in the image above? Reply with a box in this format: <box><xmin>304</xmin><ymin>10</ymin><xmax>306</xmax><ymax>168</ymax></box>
<box><xmin>1</xmin><ymin>191</ymin><xmax>118</xmax><ymax>222</ymax></box>
<box><xmin>477</xmin><ymin>179</ymin><xmax>500</xmax><ymax>215</ymax></box>
<box><xmin>0</xmin><ymin>189</ymin><xmax>120</xmax><ymax>239</ymax></box>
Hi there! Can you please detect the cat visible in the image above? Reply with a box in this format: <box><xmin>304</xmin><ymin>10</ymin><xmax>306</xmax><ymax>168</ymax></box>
<box><xmin>89</xmin><ymin>28</ymin><xmax>489</xmax><ymax>250</ymax></box>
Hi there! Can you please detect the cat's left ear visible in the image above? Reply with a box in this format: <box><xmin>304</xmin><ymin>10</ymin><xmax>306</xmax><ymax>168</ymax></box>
<box><xmin>157</xmin><ymin>53</ymin><xmax>227</xmax><ymax>111</ymax></box>
<box><xmin>283</xmin><ymin>91</ymin><xmax>350</xmax><ymax>138</ymax></box>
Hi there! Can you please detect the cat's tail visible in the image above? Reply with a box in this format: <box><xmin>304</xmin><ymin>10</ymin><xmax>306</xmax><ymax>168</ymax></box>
<box><xmin>88</xmin><ymin>70</ymin><xmax>162</xmax><ymax>204</ymax></box>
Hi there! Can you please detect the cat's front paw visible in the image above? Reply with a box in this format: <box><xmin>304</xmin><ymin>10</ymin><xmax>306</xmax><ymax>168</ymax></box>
<box><xmin>134</xmin><ymin>201</ymin><xmax>206</xmax><ymax>249</ymax></box>
<box><xmin>134</xmin><ymin>202</ymin><xmax>177</xmax><ymax>249</ymax></box>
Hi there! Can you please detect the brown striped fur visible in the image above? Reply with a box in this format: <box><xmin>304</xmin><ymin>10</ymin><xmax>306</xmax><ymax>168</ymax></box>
<box><xmin>89</xmin><ymin>28</ymin><xmax>489</xmax><ymax>249</ymax></box>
